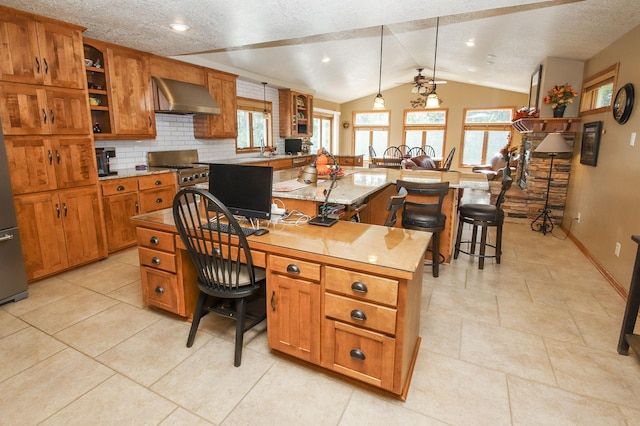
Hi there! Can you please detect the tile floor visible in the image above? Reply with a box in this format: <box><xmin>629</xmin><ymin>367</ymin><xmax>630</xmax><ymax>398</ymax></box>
<box><xmin>2</xmin><ymin>214</ymin><xmax>640</xmax><ymax>424</ymax></box>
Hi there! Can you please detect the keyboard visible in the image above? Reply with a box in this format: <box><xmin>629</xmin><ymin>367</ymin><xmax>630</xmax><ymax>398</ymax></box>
<box><xmin>202</xmin><ymin>221</ymin><xmax>257</xmax><ymax>236</ymax></box>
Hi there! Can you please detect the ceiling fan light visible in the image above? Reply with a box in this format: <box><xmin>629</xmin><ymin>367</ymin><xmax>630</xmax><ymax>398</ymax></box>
<box><xmin>411</xmin><ymin>86</ymin><xmax>419</xmax><ymax>94</ymax></box>
<box><xmin>418</xmin><ymin>86</ymin><xmax>427</xmax><ymax>95</ymax></box>
<box><xmin>373</xmin><ymin>93</ymin><xmax>385</xmax><ymax>109</ymax></box>
<box><xmin>426</xmin><ymin>93</ymin><xmax>440</xmax><ymax>108</ymax></box>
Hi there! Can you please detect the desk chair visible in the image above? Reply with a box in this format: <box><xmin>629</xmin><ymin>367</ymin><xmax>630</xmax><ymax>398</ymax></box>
<box><xmin>454</xmin><ymin>177</ymin><xmax>512</xmax><ymax>269</ymax></box>
<box><xmin>173</xmin><ymin>188</ymin><xmax>266</xmax><ymax>367</ymax></box>
<box><xmin>396</xmin><ymin>180</ymin><xmax>449</xmax><ymax>277</ymax></box>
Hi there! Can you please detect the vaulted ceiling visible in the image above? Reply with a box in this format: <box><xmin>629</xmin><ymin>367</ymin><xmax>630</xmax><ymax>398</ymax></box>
<box><xmin>4</xmin><ymin>0</ymin><xmax>640</xmax><ymax>103</ymax></box>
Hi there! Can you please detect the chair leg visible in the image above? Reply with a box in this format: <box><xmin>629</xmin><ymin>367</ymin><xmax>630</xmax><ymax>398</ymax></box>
<box><xmin>496</xmin><ymin>223</ymin><xmax>503</xmax><ymax>264</ymax></box>
<box><xmin>233</xmin><ymin>298</ymin><xmax>247</xmax><ymax>367</ymax></box>
<box><xmin>454</xmin><ymin>218</ymin><xmax>464</xmax><ymax>259</ymax></box>
<box><xmin>187</xmin><ymin>291</ymin><xmax>208</xmax><ymax>347</ymax></box>
<box><xmin>479</xmin><ymin>225</ymin><xmax>488</xmax><ymax>269</ymax></box>
<box><xmin>470</xmin><ymin>225</ymin><xmax>478</xmax><ymax>254</ymax></box>
<box><xmin>432</xmin><ymin>232</ymin><xmax>440</xmax><ymax>278</ymax></box>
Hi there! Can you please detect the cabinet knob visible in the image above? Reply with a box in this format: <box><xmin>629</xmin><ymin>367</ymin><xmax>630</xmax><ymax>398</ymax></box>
<box><xmin>149</xmin><ymin>237</ymin><xmax>159</xmax><ymax>245</ymax></box>
<box><xmin>286</xmin><ymin>264</ymin><xmax>300</xmax><ymax>275</ymax></box>
<box><xmin>155</xmin><ymin>198</ymin><xmax>163</xmax><ymax>204</ymax></box>
<box><xmin>154</xmin><ymin>286</ymin><xmax>164</xmax><ymax>294</ymax></box>
<box><xmin>116</xmin><ymin>185</ymin><xmax>125</xmax><ymax>191</ymax></box>
<box><xmin>155</xmin><ymin>180</ymin><xmax>162</xmax><ymax>186</ymax></box>
<box><xmin>151</xmin><ymin>257</ymin><xmax>161</xmax><ymax>265</ymax></box>
<box><xmin>350</xmin><ymin>349</ymin><xmax>366</xmax><ymax>361</ymax></box>
<box><xmin>351</xmin><ymin>281</ymin><xmax>368</xmax><ymax>293</ymax></box>
<box><xmin>350</xmin><ymin>309</ymin><xmax>367</xmax><ymax>321</ymax></box>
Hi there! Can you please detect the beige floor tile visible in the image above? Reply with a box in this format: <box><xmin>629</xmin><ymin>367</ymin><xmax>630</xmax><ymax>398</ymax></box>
<box><xmin>460</xmin><ymin>320</ymin><xmax>556</xmax><ymax>385</ymax></box>
<box><xmin>0</xmin><ymin>326</ymin><xmax>66</xmax><ymax>382</ymax></box>
<box><xmin>571</xmin><ymin>309</ymin><xmax>624</xmax><ymax>352</ymax></box>
<box><xmin>427</xmin><ymin>285</ymin><xmax>499</xmax><ymax>325</ymax></box>
<box><xmin>62</xmin><ymin>261</ymin><xmax>141</xmax><ymax>294</ymax></box>
<box><xmin>497</xmin><ymin>296</ymin><xmax>584</xmax><ymax>344</ymax></box>
<box><xmin>151</xmin><ymin>337</ymin><xmax>275</xmax><ymax>424</ymax></box>
<box><xmin>97</xmin><ymin>316</ymin><xmax>212</xmax><ymax>386</ymax></box>
<box><xmin>403</xmin><ymin>350</ymin><xmax>511</xmax><ymax>425</ymax></box>
<box><xmin>223</xmin><ymin>360</ymin><xmax>353</xmax><ymax>425</ymax></box>
<box><xmin>107</xmin><ymin>279</ymin><xmax>146</xmax><ymax>308</ymax></box>
<box><xmin>546</xmin><ymin>340</ymin><xmax>640</xmax><ymax>408</ymax></box>
<box><xmin>527</xmin><ymin>279</ymin><xmax>610</xmax><ymax>316</ymax></box>
<box><xmin>54</xmin><ymin>302</ymin><xmax>161</xmax><ymax>357</ymax></box>
<box><xmin>160</xmin><ymin>408</ymin><xmax>214</xmax><ymax>425</ymax></box>
<box><xmin>339</xmin><ymin>390</ymin><xmax>446</xmax><ymax>425</ymax></box>
<box><xmin>419</xmin><ymin>310</ymin><xmax>462</xmax><ymax>357</ymax></box>
<box><xmin>508</xmin><ymin>375</ymin><xmax>629</xmax><ymax>425</ymax></box>
<box><xmin>41</xmin><ymin>374</ymin><xmax>176</xmax><ymax>425</ymax></box>
<box><xmin>466</xmin><ymin>272</ymin><xmax>532</xmax><ymax>301</ymax></box>
<box><xmin>2</xmin><ymin>277</ymin><xmax>82</xmax><ymax>317</ymax></box>
<box><xmin>0</xmin><ymin>348</ymin><xmax>114</xmax><ymax>425</ymax></box>
<box><xmin>0</xmin><ymin>308</ymin><xmax>28</xmax><ymax>338</ymax></box>
<box><xmin>18</xmin><ymin>288</ymin><xmax>120</xmax><ymax>334</ymax></box>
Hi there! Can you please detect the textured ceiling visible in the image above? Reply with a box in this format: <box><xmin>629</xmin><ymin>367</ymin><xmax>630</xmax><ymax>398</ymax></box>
<box><xmin>3</xmin><ymin>0</ymin><xmax>640</xmax><ymax>103</ymax></box>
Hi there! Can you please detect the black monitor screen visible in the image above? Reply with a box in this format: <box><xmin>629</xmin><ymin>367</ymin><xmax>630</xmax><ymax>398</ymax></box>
<box><xmin>207</xmin><ymin>163</ymin><xmax>273</xmax><ymax>220</ymax></box>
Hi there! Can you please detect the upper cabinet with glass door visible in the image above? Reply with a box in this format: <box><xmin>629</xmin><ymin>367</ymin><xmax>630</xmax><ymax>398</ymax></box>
<box><xmin>279</xmin><ymin>89</ymin><xmax>313</xmax><ymax>137</ymax></box>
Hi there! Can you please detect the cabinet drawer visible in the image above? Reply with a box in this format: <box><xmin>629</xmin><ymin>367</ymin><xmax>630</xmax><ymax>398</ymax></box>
<box><xmin>138</xmin><ymin>173</ymin><xmax>176</xmax><ymax>190</ymax></box>
<box><xmin>138</xmin><ymin>186</ymin><xmax>175</xmax><ymax>213</ymax></box>
<box><xmin>325</xmin><ymin>293</ymin><xmax>397</xmax><ymax>335</ymax></box>
<box><xmin>139</xmin><ymin>247</ymin><xmax>176</xmax><ymax>273</ymax></box>
<box><xmin>141</xmin><ymin>266</ymin><xmax>180</xmax><ymax>313</ymax></box>
<box><xmin>324</xmin><ymin>320</ymin><xmax>395</xmax><ymax>389</ymax></box>
<box><xmin>101</xmin><ymin>178</ymin><xmax>137</xmax><ymax>196</ymax></box>
<box><xmin>136</xmin><ymin>227</ymin><xmax>175</xmax><ymax>252</ymax></box>
<box><xmin>325</xmin><ymin>266</ymin><xmax>398</xmax><ymax>306</ymax></box>
<box><xmin>269</xmin><ymin>255</ymin><xmax>320</xmax><ymax>281</ymax></box>
<box><xmin>338</xmin><ymin>157</ymin><xmax>354</xmax><ymax>166</ymax></box>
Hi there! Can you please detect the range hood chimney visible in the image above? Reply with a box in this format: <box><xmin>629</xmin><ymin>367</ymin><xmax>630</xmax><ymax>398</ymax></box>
<box><xmin>152</xmin><ymin>76</ymin><xmax>220</xmax><ymax>115</ymax></box>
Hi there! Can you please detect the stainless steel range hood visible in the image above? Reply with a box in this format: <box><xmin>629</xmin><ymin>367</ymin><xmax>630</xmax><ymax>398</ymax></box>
<box><xmin>152</xmin><ymin>76</ymin><xmax>220</xmax><ymax>115</ymax></box>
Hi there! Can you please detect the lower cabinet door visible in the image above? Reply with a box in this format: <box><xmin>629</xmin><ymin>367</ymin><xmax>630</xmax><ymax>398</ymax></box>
<box><xmin>322</xmin><ymin>320</ymin><xmax>396</xmax><ymax>391</ymax></box>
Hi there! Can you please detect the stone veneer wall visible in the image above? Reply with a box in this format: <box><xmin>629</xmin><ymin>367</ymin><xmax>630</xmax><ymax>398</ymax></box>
<box><xmin>494</xmin><ymin>129</ymin><xmax>575</xmax><ymax>225</ymax></box>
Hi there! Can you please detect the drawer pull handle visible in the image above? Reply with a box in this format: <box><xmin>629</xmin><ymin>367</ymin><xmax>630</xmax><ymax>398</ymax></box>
<box><xmin>155</xmin><ymin>197</ymin><xmax>163</xmax><ymax>204</ymax></box>
<box><xmin>116</xmin><ymin>185</ymin><xmax>125</xmax><ymax>191</ymax></box>
<box><xmin>286</xmin><ymin>264</ymin><xmax>300</xmax><ymax>274</ymax></box>
<box><xmin>154</xmin><ymin>286</ymin><xmax>164</xmax><ymax>294</ymax></box>
<box><xmin>151</xmin><ymin>257</ymin><xmax>161</xmax><ymax>265</ymax></box>
<box><xmin>350</xmin><ymin>349</ymin><xmax>366</xmax><ymax>361</ymax></box>
<box><xmin>149</xmin><ymin>237</ymin><xmax>159</xmax><ymax>245</ymax></box>
<box><xmin>271</xmin><ymin>291</ymin><xmax>276</xmax><ymax>311</ymax></box>
<box><xmin>351</xmin><ymin>281</ymin><xmax>368</xmax><ymax>293</ymax></box>
<box><xmin>350</xmin><ymin>309</ymin><xmax>367</xmax><ymax>321</ymax></box>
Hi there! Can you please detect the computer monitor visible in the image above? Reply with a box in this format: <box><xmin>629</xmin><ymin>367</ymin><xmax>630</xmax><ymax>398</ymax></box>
<box><xmin>207</xmin><ymin>163</ymin><xmax>273</xmax><ymax>220</ymax></box>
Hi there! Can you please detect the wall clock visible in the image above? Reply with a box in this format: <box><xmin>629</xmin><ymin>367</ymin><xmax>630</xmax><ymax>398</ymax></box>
<box><xmin>613</xmin><ymin>83</ymin><xmax>634</xmax><ymax>124</ymax></box>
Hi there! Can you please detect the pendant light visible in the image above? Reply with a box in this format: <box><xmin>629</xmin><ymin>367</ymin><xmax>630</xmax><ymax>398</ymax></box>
<box><xmin>261</xmin><ymin>82</ymin><xmax>270</xmax><ymax>118</ymax></box>
<box><xmin>372</xmin><ymin>25</ymin><xmax>385</xmax><ymax>109</ymax></box>
<box><xmin>426</xmin><ymin>17</ymin><xmax>441</xmax><ymax>108</ymax></box>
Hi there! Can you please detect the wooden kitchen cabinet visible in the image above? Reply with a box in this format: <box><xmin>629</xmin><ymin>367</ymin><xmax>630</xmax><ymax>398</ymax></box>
<box><xmin>0</xmin><ymin>84</ymin><xmax>91</xmax><ymax>136</ymax></box>
<box><xmin>0</xmin><ymin>8</ymin><xmax>85</xmax><ymax>89</ymax></box>
<box><xmin>193</xmin><ymin>70</ymin><xmax>238</xmax><ymax>139</ymax></box>
<box><xmin>5</xmin><ymin>136</ymin><xmax>97</xmax><ymax>195</ymax></box>
<box><xmin>149</xmin><ymin>55</ymin><xmax>205</xmax><ymax>85</ymax></box>
<box><xmin>84</xmin><ymin>43</ymin><xmax>113</xmax><ymax>136</ymax></box>
<box><xmin>105</xmin><ymin>44</ymin><xmax>156</xmax><ymax>138</ymax></box>
<box><xmin>100</xmin><ymin>172</ymin><xmax>177</xmax><ymax>252</ymax></box>
<box><xmin>279</xmin><ymin>89</ymin><xmax>313</xmax><ymax>138</ymax></box>
<box><xmin>14</xmin><ymin>187</ymin><xmax>107</xmax><ymax>281</ymax></box>
<box><xmin>267</xmin><ymin>254</ymin><xmax>321</xmax><ymax>364</ymax></box>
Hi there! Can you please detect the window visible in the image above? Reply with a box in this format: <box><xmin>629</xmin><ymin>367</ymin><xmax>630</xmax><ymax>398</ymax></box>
<box><xmin>580</xmin><ymin>63</ymin><xmax>618</xmax><ymax>115</ymax></box>
<box><xmin>236</xmin><ymin>97</ymin><xmax>272</xmax><ymax>153</ymax></box>
<box><xmin>461</xmin><ymin>108</ymin><xmax>514</xmax><ymax>166</ymax></box>
<box><xmin>352</xmin><ymin>111</ymin><xmax>390</xmax><ymax>159</ymax></box>
<box><xmin>402</xmin><ymin>109</ymin><xmax>447</xmax><ymax>158</ymax></box>
<box><xmin>311</xmin><ymin>113</ymin><xmax>333</xmax><ymax>153</ymax></box>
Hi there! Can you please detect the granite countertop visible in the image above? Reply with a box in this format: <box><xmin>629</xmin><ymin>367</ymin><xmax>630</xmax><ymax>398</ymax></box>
<box><xmin>198</xmin><ymin>154</ymin><xmax>314</xmax><ymax>165</ymax></box>
<box><xmin>271</xmin><ymin>167</ymin><xmax>488</xmax><ymax>205</ymax></box>
<box><xmin>98</xmin><ymin>167</ymin><xmax>176</xmax><ymax>181</ymax></box>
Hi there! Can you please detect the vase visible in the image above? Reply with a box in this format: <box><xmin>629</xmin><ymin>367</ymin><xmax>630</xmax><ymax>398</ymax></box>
<box><xmin>553</xmin><ymin>104</ymin><xmax>566</xmax><ymax>118</ymax></box>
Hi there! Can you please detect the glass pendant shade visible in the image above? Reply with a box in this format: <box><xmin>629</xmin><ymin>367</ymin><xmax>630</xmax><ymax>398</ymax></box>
<box><xmin>426</xmin><ymin>93</ymin><xmax>440</xmax><ymax>107</ymax></box>
<box><xmin>373</xmin><ymin>93</ymin><xmax>385</xmax><ymax>109</ymax></box>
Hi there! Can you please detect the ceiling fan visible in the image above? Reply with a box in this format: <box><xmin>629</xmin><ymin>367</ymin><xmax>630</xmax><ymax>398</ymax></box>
<box><xmin>410</xmin><ymin>68</ymin><xmax>447</xmax><ymax>95</ymax></box>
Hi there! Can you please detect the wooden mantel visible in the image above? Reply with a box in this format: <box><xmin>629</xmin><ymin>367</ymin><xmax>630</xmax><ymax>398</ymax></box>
<box><xmin>512</xmin><ymin>118</ymin><xmax>581</xmax><ymax>134</ymax></box>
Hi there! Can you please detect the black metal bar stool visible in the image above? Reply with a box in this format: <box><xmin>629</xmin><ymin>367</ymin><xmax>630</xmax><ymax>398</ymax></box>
<box><xmin>396</xmin><ymin>180</ymin><xmax>449</xmax><ymax>277</ymax></box>
<box><xmin>454</xmin><ymin>177</ymin><xmax>512</xmax><ymax>269</ymax></box>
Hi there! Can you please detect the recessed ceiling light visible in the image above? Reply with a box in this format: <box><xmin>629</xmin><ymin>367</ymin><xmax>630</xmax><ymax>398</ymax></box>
<box><xmin>169</xmin><ymin>23</ymin><xmax>190</xmax><ymax>32</ymax></box>
<box><xmin>486</xmin><ymin>54</ymin><xmax>496</xmax><ymax>64</ymax></box>
<box><xmin>321</xmin><ymin>57</ymin><xmax>331</xmax><ymax>63</ymax></box>
<box><xmin>465</xmin><ymin>39</ymin><xmax>475</xmax><ymax>47</ymax></box>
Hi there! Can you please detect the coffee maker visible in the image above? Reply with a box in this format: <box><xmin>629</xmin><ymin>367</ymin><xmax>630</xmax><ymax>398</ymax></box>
<box><xmin>95</xmin><ymin>147</ymin><xmax>116</xmax><ymax>177</ymax></box>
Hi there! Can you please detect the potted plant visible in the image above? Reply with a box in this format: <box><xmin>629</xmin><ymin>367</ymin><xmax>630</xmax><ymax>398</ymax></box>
<box><xmin>544</xmin><ymin>83</ymin><xmax>579</xmax><ymax>117</ymax></box>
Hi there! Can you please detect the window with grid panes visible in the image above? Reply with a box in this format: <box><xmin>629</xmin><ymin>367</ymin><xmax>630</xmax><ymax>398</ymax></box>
<box><xmin>352</xmin><ymin>111</ymin><xmax>390</xmax><ymax>159</ymax></box>
<box><xmin>236</xmin><ymin>97</ymin><xmax>272</xmax><ymax>152</ymax></box>
<box><xmin>461</xmin><ymin>108</ymin><xmax>514</xmax><ymax>166</ymax></box>
<box><xmin>403</xmin><ymin>109</ymin><xmax>447</xmax><ymax>158</ymax></box>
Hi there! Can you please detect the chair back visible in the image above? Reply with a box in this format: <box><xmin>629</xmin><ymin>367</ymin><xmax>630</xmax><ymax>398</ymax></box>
<box><xmin>408</xmin><ymin>146</ymin><xmax>426</xmax><ymax>157</ymax></box>
<box><xmin>396</xmin><ymin>180</ymin><xmax>449</xmax><ymax>231</ymax></box>
<box><xmin>496</xmin><ymin>177</ymin><xmax>513</xmax><ymax>209</ymax></box>
<box><xmin>384</xmin><ymin>187</ymin><xmax>407</xmax><ymax>227</ymax></box>
<box><xmin>173</xmin><ymin>188</ymin><xmax>260</xmax><ymax>294</ymax></box>
<box><xmin>397</xmin><ymin>144</ymin><xmax>411</xmax><ymax>156</ymax></box>
<box><xmin>441</xmin><ymin>147</ymin><xmax>456</xmax><ymax>171</ymax></box>
<box><xmin>368</xmin><ymin>145</ymin><xmax>377</xmax><ymax>160</ymax></box>
<box><xmin>383</xmin><ymin>146</ymin><xmax>403</xmax><ymax>159</ymax></box>
<box><xmin>423</xmin><ymin>145</ymin><xmax>436</xmax><ymax>157</ymax></box>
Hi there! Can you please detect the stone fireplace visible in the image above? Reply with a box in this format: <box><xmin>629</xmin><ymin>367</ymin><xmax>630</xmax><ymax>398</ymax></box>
<box><xmin>498</xmin><ymin>118</ymin><xmax>579</xmax><ymax>226</ymax></box>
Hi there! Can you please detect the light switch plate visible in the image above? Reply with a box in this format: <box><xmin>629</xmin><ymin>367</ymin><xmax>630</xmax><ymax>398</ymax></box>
<box><xmin>631</xmin><ymin>132</ymin><xmax>636</xmax><ymax>147</ymax></box>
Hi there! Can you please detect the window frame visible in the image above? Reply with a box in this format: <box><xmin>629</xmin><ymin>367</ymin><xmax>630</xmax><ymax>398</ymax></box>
<box><xmin>402</xmin><ymin>108</ymin><xmax>448</xmax><ymax>158</ymax></box>
<box><xmin>579</xmin><ymin>63</ymin><xmax>619</xmax><ymax>116</ymax></box>
<box><xmin>460</xmin><ymin>107</ymin><xmax>515</xmax><ymax>167</ymax></box>
<box><xmin>311</xmin><ymin>112</ymin><xmax>334</xmax><ymax>154</ymax></box>
<box><xmin>236</xmin><ymin>97</ymin><xmax>273</xmax><ymax>153</ymax></box>
<box><xmin>352</xmin><ymin>110</ymin><xmax>391</xmax><ymax>159</ymax></box>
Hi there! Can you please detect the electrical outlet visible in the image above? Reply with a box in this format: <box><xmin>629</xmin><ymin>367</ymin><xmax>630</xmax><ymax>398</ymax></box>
<box><xmin>576</xmin><ymin>212</ymin><xmax>581</xmax><ymax>223</ymax></box>
<box><xmin>615</xmin><ymin>242</ymin><xmax>621</xmax><ymax>257</ymax></box>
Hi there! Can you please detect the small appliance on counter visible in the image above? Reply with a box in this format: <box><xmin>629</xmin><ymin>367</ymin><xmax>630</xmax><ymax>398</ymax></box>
<box><xmin>96</xmin><ymin>147</ymin><xmax>116</xmax><ymax>177</ymax></box>
<box><xmin>285</xmin><ymin>138</ymin><xmax>302</xmax><ymax>155</ymax></box>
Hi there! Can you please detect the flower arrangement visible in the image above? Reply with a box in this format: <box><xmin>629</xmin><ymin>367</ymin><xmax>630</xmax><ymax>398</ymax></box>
<box><xmin>511</xmin><ymin>106</ymin><xmax>539</xmax><ymax>121</ymax></box>
<box><xmin>500</xmin><ymin>139</ymin><xmax>518</xmax><ymax>162</ymax></box>
<box><xmin>543</xmin><ymin>83</ymin><xmax>579</xmax><ymax>109</ymax></box>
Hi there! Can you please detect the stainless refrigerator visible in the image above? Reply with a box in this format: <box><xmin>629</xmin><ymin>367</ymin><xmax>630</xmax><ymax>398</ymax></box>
<box><xmin>0</xmin><ymin>124</ymin><xmax>28</xmax><ymax>305</ymax></box>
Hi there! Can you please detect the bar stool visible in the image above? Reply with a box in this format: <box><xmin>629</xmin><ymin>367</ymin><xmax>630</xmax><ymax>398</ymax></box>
<box><xmin>454</xmin><ymin>177</ymin><xmax>512</xmax><ymax>269</ymax></box>
<box><xmin>396</xmin><ymin>180</ymin><xmax>449</xmax><ymax>277</ymax></box>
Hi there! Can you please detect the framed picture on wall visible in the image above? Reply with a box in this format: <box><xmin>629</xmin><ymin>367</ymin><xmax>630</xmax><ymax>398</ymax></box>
<box><xmin>528</xmin><ymin>65</ymin><xmax>542</xmax><ymax>110</ymax></box>
<box><xmin>580</xmin><ymin>121</ymin><xmax>602</xmax><ymax>166</ymax></box>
